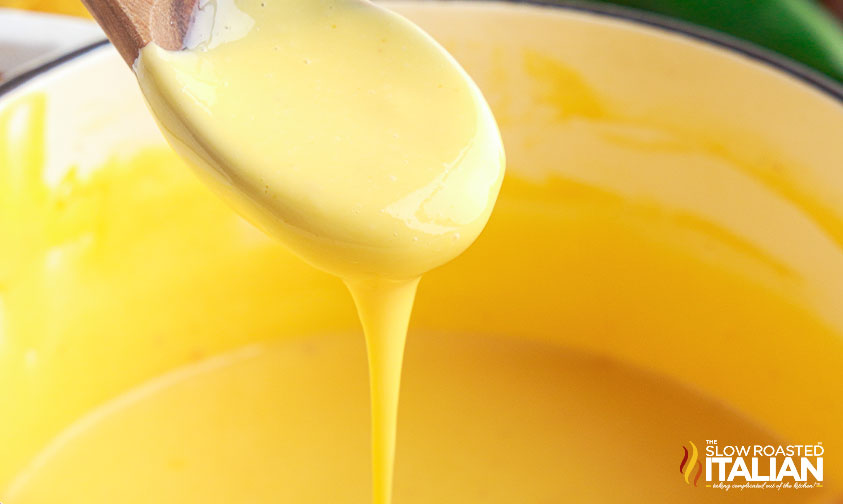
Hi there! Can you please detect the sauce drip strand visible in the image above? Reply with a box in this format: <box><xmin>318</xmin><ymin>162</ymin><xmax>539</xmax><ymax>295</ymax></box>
<box><xmin>134</xmin><ymin>1</ymin><xmax>505</xmax><ymax>502</ymax></box>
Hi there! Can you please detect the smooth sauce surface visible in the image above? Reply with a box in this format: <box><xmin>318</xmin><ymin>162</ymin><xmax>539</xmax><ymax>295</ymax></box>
<box><xmin>135</xmin><ymin>0</ymin><xmax>504</xmax><ymax>279</ymax></box>
<box><xmin>135</xmin><ymin>1</ymin><xmax>504</xmax><ymax>503</ymax></box>
<box><xmin>4</xmin><ymin>332</ymin><xmax>805</xmax><ymax>504</ymax></box>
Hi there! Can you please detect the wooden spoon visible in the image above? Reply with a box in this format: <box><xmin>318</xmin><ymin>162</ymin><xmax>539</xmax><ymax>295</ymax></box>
<box><xmin>80</xmin><ymin>0</ymin><xmax>199</xmax><ymax>65</ymax></box>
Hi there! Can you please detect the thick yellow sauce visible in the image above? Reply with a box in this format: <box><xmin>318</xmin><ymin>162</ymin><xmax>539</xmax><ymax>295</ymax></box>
<box><xmin>134</xmin><ymin>1</ymin><xmax>504</xmax><ymax>503</ymax></box>
<box><xmin>135</xmin><ymin>0</ymin><xmax>504</xmax><ymax>280</ymax></box>
<box><xmin>1</xmin><ymin>2</ymin><xmax>842</xmax><ymax>503</ymax></box>
<box><xmin>2</xmin><ymin>331</ymin><xmax>800</xmax><ymax>503</ymax></box>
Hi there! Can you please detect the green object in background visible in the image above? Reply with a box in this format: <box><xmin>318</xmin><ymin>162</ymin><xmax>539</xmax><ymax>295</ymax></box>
<box><xmin>585</xmin><ymin>0</ymin><xmax>843</xmax><ymax>83</ymax></box>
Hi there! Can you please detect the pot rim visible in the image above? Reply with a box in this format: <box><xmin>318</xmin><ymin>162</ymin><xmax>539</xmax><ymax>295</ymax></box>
<box><xmin>1</xmin><ymin>1</ymin><xmax>841</xmax><ymax>102</ymax></box>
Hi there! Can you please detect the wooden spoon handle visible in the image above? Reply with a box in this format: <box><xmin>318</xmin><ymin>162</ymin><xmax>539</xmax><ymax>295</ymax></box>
<box><xmin>81</xmin><ymin>0</ymin><xmax>199</xmax><ymax>65</ymax></box>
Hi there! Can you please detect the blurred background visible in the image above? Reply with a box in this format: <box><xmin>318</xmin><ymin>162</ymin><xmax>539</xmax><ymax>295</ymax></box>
<box><xmin>1</xmin><ymin>0</ymin><xmax>843</xmax><ymax>83</ymax></box>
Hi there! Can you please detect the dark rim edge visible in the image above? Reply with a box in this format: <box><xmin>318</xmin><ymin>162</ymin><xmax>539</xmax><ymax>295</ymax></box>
<box><xmin>0</xmin><ymin>39</ymin><xmax>110</xmax><ymax>98</ymax></box>
<box><xmin>0</xmin><ymin>1</ymin><xmax>841</xmax><ymax>103</ymax></box>
<box><xmin>518</xmin><ymin>0</ymin><xmax>843</xmax><ymax>101</ymax></box>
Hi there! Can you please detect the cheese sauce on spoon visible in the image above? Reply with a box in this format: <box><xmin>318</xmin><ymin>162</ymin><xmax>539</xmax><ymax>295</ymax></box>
<box><xmin>133</xmin><ymin>1</ymin><xmax>505</xmax><ymax>502</ymax></box>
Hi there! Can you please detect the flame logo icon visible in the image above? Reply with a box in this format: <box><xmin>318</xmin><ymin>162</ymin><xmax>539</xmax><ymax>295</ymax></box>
<box><xmin>680</xmin><ymin>441</ymin><xmax>703</xmax><ymax>487</ymax></box>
